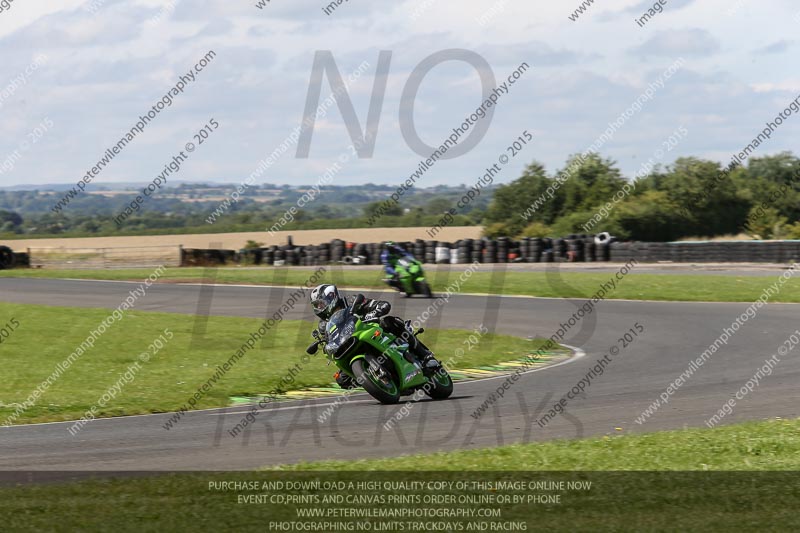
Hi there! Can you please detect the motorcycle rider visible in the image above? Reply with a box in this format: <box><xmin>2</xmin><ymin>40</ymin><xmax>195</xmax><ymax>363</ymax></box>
<box><xmin>381</xmin><ymin>241</ymin><xmax>415</xmax><ymax>291</ymax></box>
<box><xmin>310</xmin><ymin>284</ymin><xmax>441</xmax><ymax>389</ymax></box>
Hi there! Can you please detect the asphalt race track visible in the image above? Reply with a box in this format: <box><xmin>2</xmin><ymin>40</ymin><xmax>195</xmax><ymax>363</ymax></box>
<box><xmin>2</xmin><ymin>278</ymin><xmax>799</xmax><ymax>471</ymax></box>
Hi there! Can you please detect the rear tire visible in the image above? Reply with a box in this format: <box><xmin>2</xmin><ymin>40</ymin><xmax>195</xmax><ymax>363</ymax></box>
<box><xmin>424</xmin><ymin>368</ymin><xmax>453</xmax><ymax>400</ymax></box>
<box><xmin>413</xmin><ymin>280</ymin><xmax>433</xmax><ymax>298</ymax></box>
<box><xmin>422</xmin><ymin>282</ymin><xmax>433</xmax><ymax>298</ymax></box>
<box><xmin>352</xmin><ymin>359</ymin><xmax>400</xmax><ymax>404</ymax></box>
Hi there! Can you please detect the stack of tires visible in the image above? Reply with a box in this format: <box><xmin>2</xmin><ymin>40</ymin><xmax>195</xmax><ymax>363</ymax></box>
<box><xmin>518</xmin><ymin>238</ymin><xmax>529</xmax><ymax>262</ymax></box>
<box><xmin>507</xmin><ymin>240</ymin><xmax>522</xmax><ymax>262</ymax></box>
<box><xmin>283</xmin><ymin>246</ymin><xmax>300</xmax><ymax>266</ymax></box>
<box><xmin>314</xmin><ymin>246</ymin><xmax>324</xmax><ymax>265</ymax></box>
<box><xmin>12</xmin><ymin>251</ymin><xmax>28</xmax><ymax>268</ymax></box>
<box><xmin>782</xmin><ymin>241</ymin><xmax>800</xmax><ymax>264</ymax></box>
<box><xmin>678</xmin><ymin>242</ymin><xmax>703</xmax><ymax>262</ymax></box>
<box><xmin>584</xmin><ymin>237</ymin><xmax>596</xmax><ymax>262</ymax></box>
<box><xmin>553</xmin><ymin>238</ymin><xmax>567</xmax><ymax>261</ymax></box>
<box><xmin>540</xmin><ymin>238</ymin><xmax>553</xmax><ymax>263</ymax></box>
<box><xmin>762</xmin><ymin>241</ymin><xmax>784</xmax><ymax>263</ymax></box>
<box><xmin>413</xmin><ymin>240</ymin><xmax>425</xmax><ymax>262</ymax></box>
<box><xmin>496</xmin><ymin>237</ymin><xmax>509</xmax><ymax>263</ymax></box>
<box><xmin>456</xmin><ymin>239</ymin><xmax>472</xmax><ymax>264</ymax></box>
<box><xmin>298</xmin><ymin>246</ymin><xmax>310</xmax><ymax>266</ymax></box>
<box><xmin>367</xmin><ymin>243</ymin><xmax>380</xmax><ymax>265</ymax></box>
<box><xmin>483</xmin><ymin>239</ymin><xmax>497</xmax><ymax>263</ymax></box>
<box><xmin>609</xmin><ymin>242</ymin><xmax>636</xmax><ymax>263</ymax></box>
<box><xmin>316</xmin><ymin>243</ymin><xmax>330</xmax><ymax>263</ymax></box>
<box><xmin>330</xmin><ymin>240</ymin><xmax>345</xmax><ymax>262</ymax></box>
<box><xmin>261</xmin><ymin>246</ymin><xmax>274</xmax><ymax>265</ymax></box>
<box><xmin>567</xmin><ymin>236</ymin><xmax>584</xmax><ymax>262</ymax></box>
<box><xmin>350</xmin><ymin>243</ymin><xmax>367</xmax><ymax>264</ymax></box>
<box><xmin>527</xmin><ymin>238</ymin><xmax>543</xmax><ymax>263</ymax></box>
<box><xmin>0</xmin><ymin>246</ymin><xmax>14</xmax><ymax>270</ymax></box>
<box><xmin>424</xmin><ymin>241</ymin><xmax>437</xmax><ymax>264</ymax></box>
<box><xmin>724</xmin><ymin>241</ymin><xmax>750</xmax><ymax>263</ymax></box>
<box><xmin>435</xmin><ymin>243</ymin><xmax>451</xmax><ymax>264</ymax></box>
<box><xmin>595</xmin><ymin>233</ymin><xmax>612</xmax><ymax>262</ymax></box>
<box><xmin>471</xmin><ymin>239</ymin><xmax>484</xmax><ymax>263</ymax></box>
<box><xmin>273</xmin><ymin>247</ymin><xmax>286</xmax><ymax>266</ymax></box>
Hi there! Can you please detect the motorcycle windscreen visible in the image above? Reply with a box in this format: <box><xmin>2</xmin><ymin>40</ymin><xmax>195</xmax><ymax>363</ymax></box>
<box><xmin>325</xmin><ymin>309</ymin><xmax>358</xmax><ymax>355</ymax></box>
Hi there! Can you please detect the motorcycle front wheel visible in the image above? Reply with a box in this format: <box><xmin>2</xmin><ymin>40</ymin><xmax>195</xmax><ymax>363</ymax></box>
<box><xmin>352</xmin><ymin>359</ymin><xmax>401</xmax><ymax>404</ymax></box>
<box><xmin>424</xmin><ymin>367</ymin><xmax>453</xmax><ymax>400</ymax></box>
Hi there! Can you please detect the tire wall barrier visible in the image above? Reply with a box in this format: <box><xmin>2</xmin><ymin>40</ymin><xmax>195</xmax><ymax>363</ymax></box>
<box><xmin>608</xmin><ymin>240</ymin><xmax>800</xmax><ymax>264</ymax></box>
<box><xmin>6</xmin><ymin>238</ymin><xmax>800</xmax><ymax>270</ymax></box>
<box><xmin>232</xmin><ymin>238</ymin><xmax>800</xmax><ymax>267</ymax></box>
<box><xmin>0</xmin><ymin>246</ymin><xmax>27</xmax><ymax>270</ymax></box>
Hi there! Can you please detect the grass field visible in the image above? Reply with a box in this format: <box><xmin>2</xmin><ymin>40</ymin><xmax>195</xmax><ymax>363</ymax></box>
<box><xmin>278</xmin><ymin>417</ymin><xmax>800</xmax><ymax>471</ymax></box>
<box><xmin>3</xmin><ymin>265</ymin><xmax>800</xmax><ymax>302</ymax></box>
<box><xmin>0</xmin><ymin>302</ymin><xmax>549</xmax><ymax>425</ymax></box>
<box><xmin>1</xmin><ymin>419</ymin><xmax>798</xmax><ymax>532</ymax></box>
<box><xmin>1</xmin><ymin>226</ymin><xmax>483</xmax><ymax>251</ymax></box>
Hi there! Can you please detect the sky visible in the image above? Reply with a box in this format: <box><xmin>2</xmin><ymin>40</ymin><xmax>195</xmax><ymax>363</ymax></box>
<box><xmin>0</xmin><ymin>0</ymin><xmax>799</xmax><ymax>189</ymax></box>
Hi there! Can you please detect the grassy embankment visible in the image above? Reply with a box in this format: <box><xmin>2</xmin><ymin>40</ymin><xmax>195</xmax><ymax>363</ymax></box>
<box><xmin>1</xmin><ymin>419</ymin><xmax>798</xmax><ymax>531</ymax></box>
<box><xmin>2</xmin><ymin>266</ymin><xmax>799</xmax><ymax>302</ymax></box>
<box><xmin>0</xmin><ymin>302</ymin><xmax>549</xmax><ymax>425</ymax></box>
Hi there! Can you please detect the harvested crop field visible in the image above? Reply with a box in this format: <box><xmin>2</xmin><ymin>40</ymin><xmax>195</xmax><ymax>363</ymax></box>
<box><xmin>2</xmin><ymin>227</ymin><xmax>484</xmax><ymax>252</ymax></box>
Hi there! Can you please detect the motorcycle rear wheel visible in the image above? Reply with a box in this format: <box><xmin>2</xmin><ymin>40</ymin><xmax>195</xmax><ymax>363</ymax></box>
<box><xmin>352</xmin><ymin>359</ymin><xmax>401</xmax><ymax>404</ymax></box>
<box><xmin>417</xmin><ymin>281</ymin><xmax>433</xmax><ymax>298</ymax></box>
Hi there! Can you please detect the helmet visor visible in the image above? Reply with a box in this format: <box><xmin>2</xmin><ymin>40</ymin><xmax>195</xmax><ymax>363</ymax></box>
<box><xmin>312</xmin><ymin>290</ymin><xmax>337</xmax><ymax>312</ymax></box>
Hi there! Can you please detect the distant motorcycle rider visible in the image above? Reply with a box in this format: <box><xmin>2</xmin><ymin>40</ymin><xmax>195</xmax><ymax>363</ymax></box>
<box><xmin>310</xmin><ymin>284</ymin><xmax>440</xmax><ymax>389</ymax></box>
<box><xmin>381</xmin><ymin>241</ymin><xmax>415</xmax><ymax>291</ymax></box>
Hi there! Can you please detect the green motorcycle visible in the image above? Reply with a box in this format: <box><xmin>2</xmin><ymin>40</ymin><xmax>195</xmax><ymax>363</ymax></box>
<box><xmin>306</xmin><ymin>304</ymin><xmax>453</xmax><ymax>404</ymax></box>
<box><xmin>389</xmin><ymin>257</ymin><xmax>433</xmax><ymax>298</ymax></box>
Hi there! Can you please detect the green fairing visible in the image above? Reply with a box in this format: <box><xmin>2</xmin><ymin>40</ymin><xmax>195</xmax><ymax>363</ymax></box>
<box><xmin>392</xmin><ymin>256</ymin><xmax>432</xmax><ymax>297</ymax></box>
<box><xmin>321</xmin><ymin>305</ymin><xmax>451</xmax><ymax>403</ymax></box>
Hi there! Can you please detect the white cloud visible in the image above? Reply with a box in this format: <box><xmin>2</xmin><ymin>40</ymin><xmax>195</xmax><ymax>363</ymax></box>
<box><xmin>0</xmin><ymin>0</ymin><xmax>798</xmax><ymax>187</ymax></box>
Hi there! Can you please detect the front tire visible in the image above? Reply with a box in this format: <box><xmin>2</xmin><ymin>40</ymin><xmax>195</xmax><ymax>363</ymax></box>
<box><xmin>424</xmin><ymin>368</ymin><xmax>453</xmax><ymax>400</ymax></box>
<box><xmin>352</xmin><ymin>359</ymin><xmax>400</xmax><ymax>404</ymax></box>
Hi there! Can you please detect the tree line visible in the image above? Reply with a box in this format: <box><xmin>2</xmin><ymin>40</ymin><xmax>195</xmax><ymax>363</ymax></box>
<box><xmin>2</xmin><ymin>152</ymin><xmax>799</xmax><ymax>242</ymax></box>
<box><xmin>484</xmin><ymin>152</ymin><xmax>800</xmax><ymax>241</ymax></box>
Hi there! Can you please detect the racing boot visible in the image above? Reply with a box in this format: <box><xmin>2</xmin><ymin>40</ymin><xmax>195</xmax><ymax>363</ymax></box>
<box><xmin>410</xmin><ymin>337</ymin><xmax>441</xmax><ymax>370</ymax></box>
<box><xmin>383</xmin><ymin>275</ymin><xmax>402</xmax><ymax>291</ymax></box>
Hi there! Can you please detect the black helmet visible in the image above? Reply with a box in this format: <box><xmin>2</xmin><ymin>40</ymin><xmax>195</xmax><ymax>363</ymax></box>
<box><xmin>310</xmin><ymin>284</ymin><xmax>345</xmax><ymax>319</ymax></box>
<box><xmin>384</xmin><ymin>241</ymin><xmax>402</xmax><ymax>255</ymax></box>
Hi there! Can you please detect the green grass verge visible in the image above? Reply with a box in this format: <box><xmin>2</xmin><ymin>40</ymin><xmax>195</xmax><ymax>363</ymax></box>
<box><xmin>0</xmin><ymin>302</ymin><xmax>546</xmax><ymax>425</ymax></box>
<box><xmin>2</xmin><ymin>265</ymin><xmax>799</xmax><ymax>302</ymax></box>
<box><xmin>1</xmin><ymin>419</ymin><xmax>798</xmax><ymax>532</ymax></box>
<box><xmin>274</xmin><ymin>417</ymin><xmax>800</xmax><ymax>471</ymax></box>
